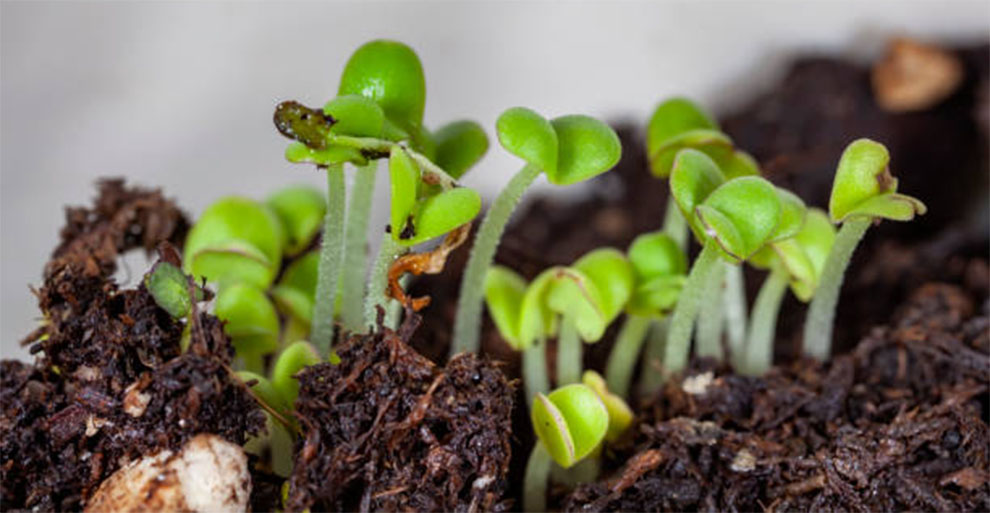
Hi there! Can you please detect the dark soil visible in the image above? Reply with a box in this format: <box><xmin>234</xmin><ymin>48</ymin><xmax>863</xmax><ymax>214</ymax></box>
<box><xmin>565</xmin><ymin>280</ymin><xmax>989</xmax><ymax>511</ymax></box>
<box><xmin>1</xmin><ymin>180</ymin><xmax>265</xmax><ymax>511</ymax></box>
<box><xmin>286</xmin><ymin>313</ymin><xmax>515</xmax><ymax>513</ymax></box>
<box><xmin>408</xmin><ymin>42</ymin><xmax>989</xmax><ymax>510</ymax></box>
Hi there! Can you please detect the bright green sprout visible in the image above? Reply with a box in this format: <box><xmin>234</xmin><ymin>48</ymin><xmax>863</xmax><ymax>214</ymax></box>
<box><xmin>266</xmin><ymin>186</ymin><xmax>326</xmax><ymax>256</ymax></box>
<box><xmin>215</xmin><ymin>283</ymin><xmax>280</xmax><ymax>374</ymax></box>
<box><xmin>740</xmin><ymin>208</ymin><xmax>834</xmax><ymax>376</ymax></box>
<box><xmin>145</xmin><ymin>261</ymin><xmax>205</xmax><ymax>318</ymax></box>
<box><xmin>271</xmin><ymin>340</ymin><xmax>323</xmax><ymax>407</ymax></box>
<box><xmin>663</xmin><ymin>149</ymin><xmax>783</xmax><ymax>377</ymax></box>
<box><xmin>275</xmin><ymin>40</ymin><xmax>487</xmax><ymax>350</ymax></box>
<box><xmin>803</xmin><ymin>139</ymin><xmax>926</xmax><ymax>360</ymax></box>
<box><xmin>606</xmin><ymin>231</ymin><xmax>687</xmax><ymax>399</ymax></box>
<box><xmin>453</xmin><ymin>108</ymin><xmax>622</xmax><ymax>358</ymax></box>
<box><xmin>582</xmin><ymin>370</ymin><xmax>633</xmax><ymax>442</ymax></box>
<box><xmin>270</xmin><ymin>250</ymin><xmax>319</xmax><ymax>344</ymax></box>
<box><xmin>183</xmin><ymin>196</ymin><xmax>284</xmax><ymax>289</ymax></box>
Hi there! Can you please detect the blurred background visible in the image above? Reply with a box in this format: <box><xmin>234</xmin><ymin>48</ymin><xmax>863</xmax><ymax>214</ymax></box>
<box><xmin>2</xmin><ymin>0</ymin><xmax>988</xmax><ymax>360</ymax></box>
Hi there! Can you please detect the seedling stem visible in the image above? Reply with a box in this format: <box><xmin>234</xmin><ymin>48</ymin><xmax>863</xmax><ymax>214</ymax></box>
<box><xmin>664</xmin><ymin>240</ymin><xmax>721</xmax><ymax>375</ymax></box>
<box><xmin>740</xmin><ymin>266</ymin><xmax>788</xmax><ymax>375</ymax></box>
<box><xmin>604</xmin><ymin>314</ymin><xmax>652</xmax><ymax>398</ymax></box>
<box><xmin>556</xmin><ymin>319</ymin><xmax>582</xmax><ymax>385</ymax></box>
<box><xmin>311</xmin><ymin>164</ymin><xmax>346</xmax><ymax>356</ymax></box>
<box><xmin>338</xmin><ymin>162</ymin><xmax>378</xmax><ymax>332</ymax></box>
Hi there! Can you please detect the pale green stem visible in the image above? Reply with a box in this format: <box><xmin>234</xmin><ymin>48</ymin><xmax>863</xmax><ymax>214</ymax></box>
<box><xmin>664</xmin><ymin>240</ymin><xmax>721</xmax><ymax>376</ymax></box>
<box><xmin>723</xmin><ymin>263</ymin><xmax>748</xmax><ymax>361</ymax></box>
<box><xmin>523</xmin><ymin>338</ymin><xmax>550</xmax><ymax>407</ymax></box>
<box><xmin>605</xmin><ymin>314</ymin><xmax>652</xmax><ymax>399</ymax></box>
<box><xmin>523</xmin><ymin>443</ymin><xmax>552</xmax><ymax>513</ymax></box>
<box><xmin>310</xmin><ymin>164</ymin><xmax>346</xmax><ymax>358</ymax></box>
<box><xmin>662</xmin><ymin>199</ymin><xmax>689</xmax><ymax>251</ymax></box>
<box><xmin>556</xmin><ymin>319</ymin><xmax>582</xmax><ymax>386</ymax></box>
<box><xmin>364</xmin><ymin>233</ymin><xmax>405</xmax><ymax>330</ymax></box>
<box><xmin>803</xmin><ymin>218</ymin><xmax>871</xmax><ymax>360</ymax></box>
<box><xmin>338</xmin><ymin>162</ymin><xmax>377</xmax><ymax>332</ymax></box>
<box><xmin>695</xmin><ymin>261</ymin><xmax>726</xmax><ymax>360</ymax></box>
<box><xmin>740</xmin><ymin>267</ymin><xmax>788</xmax><ymax>376</ymax></box>
<box><xmin>551</xmin><ymin>455</ymin><xmax>600</xmax><ymax>487</ymax></box>
<box><xmin>638</xmin><ymin>318</ymin><xmax>669</xmax><ymax>397</ymax></box>
<box><xmin>452</xmin><ymin>164</ymin><xmax>542</xmax><ymax>356</ymax></box>
<box><xmin>384</xmin><ymin>274</ymin><xmax>410</xmax><ymax>330</ymax></box>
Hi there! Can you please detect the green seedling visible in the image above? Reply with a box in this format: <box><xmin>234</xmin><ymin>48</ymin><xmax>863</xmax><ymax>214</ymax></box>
<box><xmin>606</xmin><ymin>231</ymin><xmax>687</xmax><ymax>399</ymax></box>
<box><xmin>740</xmin><ymin>208</ymin><xmax>834</xmax><ymax>375</ymax></box>
<box><xmin>582</xmin><ymin>371</ymin><xmax>633</xmax><ymax>443</ymax></box>
<box><xmin>803</xmin><ymin>139</ymin><xmax>926</xmax><ymax>360</ymax></box>
<box><xmin>275</xmin><ymin>40</ymin><xmax>487</xmax><ymax>349</ymax></box>
<box><xmin>663</xmin><ymin>149</ymin><xmax>784</xmax><ymax>377</ymax></box>
<box><xmin>145</xmin><ymin>261</ymin><xmax>206</xmax><ymax>318</ymax></box>
<box><xmin>183</xmin><ymin>197</ymin><xmax>284</xmax><ymax>289</ymax></box>
<box><xmin>215</xmin><ymin>283</ymin><xmax>280</xmax><ymax>373</ymax></box>
<box><xmin>270</xmin><ymin>250</ymin><xmax>319</xmax><ymax>344</ymax></box>
<box><xmin>453</xmin><ymin>107</ymin><xmax>622</xmax><ymax>357</ymax></box>
<box><xmin>524</xmin><ymin>383</ymin><xmax>609</xmax><ymax>512</ymax></box>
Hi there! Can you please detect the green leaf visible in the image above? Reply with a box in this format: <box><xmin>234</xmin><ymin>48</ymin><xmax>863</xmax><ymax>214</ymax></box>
<box><xmin>496</xmin><ymin>107</ymin><xmax>558</xmax><ymax>174</ymax></box>
<box><xmin>215</xmin><ymin>283</ymin><xmax>280</xmax><ymax>358</ymax></box>
<box><xmin>266</xmin><ymin>186</ymin><xmax>326</xmax><ymax>256</ymax></box>
<box><xmin>696</xmin><ymin>176</ymin><xmax>781</xmax><ymax>262</ymax></box>
<box><xmin>829</xmin><ymin>138</ymin><xmax>926</xmax><ymax>222</ymax></box>
<box><xmin>433</xmin><ymin>120</ymin><xmax>489</xmax><ymax>179</ymax></box>
<box><xmin>531</xmin><ymin>384</ymin><xmax>609</xmax><ymax>468</ymax></box>
<box><xmin>285</xmin><ymin>141</ymin><xmax>366</xmax><ymax>167</ymax></box>
<box><xmin>669</xmin><ymin>149</ymin><xmax>726</xmax><ymax>239</ymax></box>
<box><xmin>271</xmin><ymin>341</ymin><xmax>322</xmax><ymax>407</ymax></box>
<box><xmin>646</xmin><ymin>98</ymin><xmax>726</xmax><ymax>177</ymax></box>
<box><xmin>337</xmin><ymin>40</ymin><xmax>426</xmax><ymax>133</ymax></box>
<box><xmin>271</xmin><ymin>251</ymin><xmax>319</xmax><ymax>325</ymax></box>
<box><xmin>401</xmin><ymin>187</ymin><xmax>482</xmax><ymax>246</ymax></box>
<box><xmin>571</xmin><ymin>249</ymin><xmax>634</xmax><ymax>325</ymax></box>
<box><xmin>184</xmin><ymin>197</ymin><xmax>283</xmax><ymax>287</ymax></box>
<box><xmin>628</xmin><ymin>275</ymin><xmax>685</xmax><ymax>316</ymax></box>
<box><xmin>484</xmin><ymin>266</ymin><xmax>528</xmax><ymax>348</ymax></box>
<box><xmin>718</xmin><ymin>150</ymin><xmax>761</xmax><ymax>179</ymax></box>
<box><xmin>545</xmin><ymin>268</ymin><xmax>607</xmax><ymax>343</ymax></box>
<box><xmin>582</xmin><ymin>370</ymin><xmax>633</xmax><ymax>442</ymax></box>
<box><xmin>323</xmin><ymin>94</ymin><xmax>385</xmax><ymax>137</ymax></box>
<box><xmin>145</xmin><ymin>261</ymin><xmax>203</xmax><ymax>318</ymax></box>
<box><xmin>389</xmin><ymin>147</ymin><xmax>421</xmax><ymax>240</ymax></box>
<box><xmin>547</xmin><ymin>115</ymin><xmax>621</xmax><ymax>186</ymax></box>
<box><xmin>518</xmin><ymin>269</ymin><xmax>563</xmax><ymax>349</ymax></box>
<box><xmin>769</xmin><ymin>187</ymin><xmax>807</xmax><ymax>242</ymax></box>
<box><xmin>189</xmin><ymin>239</ymin><xmax>274</xmax><ymax>290</ymax></box>
<box><xmin>627</xmin><ymin>231</ymin><xmax>687</xmax><ymax>282</ymax></box>
<box><xmin>778</xmin><ymin>208</ymin><xmax>837</xmax><ymax>301</ymax></box>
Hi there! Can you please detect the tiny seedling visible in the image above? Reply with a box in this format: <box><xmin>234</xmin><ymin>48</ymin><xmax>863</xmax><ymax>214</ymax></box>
<box><xmin>605</xmin><ymin>231</ymin><xmax>687</xmax><ymax>398</ymax></box>
<box><xmin>663</xmin><ymin>149</ymin><xmax>784</xmax><ymax>377</ymax></box>
<box><xmin>739</xmin><ymin>208</ymin><xmax>835</xmax><ymax>375</ymax></box>
<box><xmin>453</xmin><ymin>107</ymin><xmax>622</xmax><ymax>357</ymax></box>
<box><xmin>275</xmin><ymin>40</ymin><xmax>486</xmax><ymax>354</ymax></box>
<box><xmin>802</xmin><ymin>139</ymin><xmax>926</xmax><ymax>360</ymax></box>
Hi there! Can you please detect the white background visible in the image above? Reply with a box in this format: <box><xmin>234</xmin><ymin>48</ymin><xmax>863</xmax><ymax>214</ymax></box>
<box><xmin>2</xmin><ymin>1</ymin><xmax>988</xmax><ymax>360</ymax></box>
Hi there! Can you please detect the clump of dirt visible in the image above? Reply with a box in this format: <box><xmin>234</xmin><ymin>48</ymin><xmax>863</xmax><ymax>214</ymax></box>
<box><xmin>1</xmin><ymin>181</ymin><xmax>265</xmax><ymax>512</ymax></box>
<box><xmin>287</xmin><ymin>314</ymin><xmax>515</xmax><ymax>513</ymax></box>
<box><xmin>564</xmin><ymin>280</ymin><xmax>990</xmax><ymax>511</ymax></box>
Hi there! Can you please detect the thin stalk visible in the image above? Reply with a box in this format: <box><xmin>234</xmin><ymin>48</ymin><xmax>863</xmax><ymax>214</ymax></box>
<box><xmin>723</xmin><ymin>263</ymin><xmax>748</xmax><ymax>361</ymax></box>
<box><xmin>363</xmin><ymin>233</ymin><xmax>405</xmax><ymax>330</ymax></box>
<box><xmin>740</xmin><ymin>267</ymin><xmax>788</xmax><ymax>376</ymax></box>
<box><xmin>605</xmin><ymin>314</ymin><xmax>652</xmax><ymax>399</ymax></box>
<box><xmin>452</xmin><ymin>164</ymin><xmax>543</xmax><ymax>356</ymax></box>
<box><xmin>523</xmin><ymin>338</ymin><xmax>550</xmax><ymax>407</ymax></box>
<box><xmin>523</xmin><ymin>443</ymin><xmax>552</xmax><ymax>513</ymax></box>
<box><xmin>695</xmin><ymin>261</ymin><xmax>726</xmax><ymax>360</ymax></box>
<box><xmin>338</xmin><ymin>162</ymin><xmax>377</xmax><ymax>332</ymax></box>
<box><xmin>310</xmin><ymin>164</ymin><xmax>346</xmax><ymax>358</ymax></box>
<box><xmin>638</xmin><ymin>318</ymin><xmax>669</xmax><ymax>397</ymax></box>
<box><xmin>664</xmin><ymin>240</ymin><xmax>721</xmax><ymax>376</ymax></box>
<box><xmin>384</xmin><ymin>274</ymin><xmax>410</xmax><ymax>330</ymax></box>
<box><xmin>662</xmin><ymin>199</ymin><xmax>689</xmax><ymax>251</ymax></box>
<box><xmin>803</xmin><ymin>218</ymin><xmax>871</xmax><ymax>360</ymax></box>
<box><xmin>556</xmin><ymin>319</ymin><xmax>582</xmax><ymax>386</ymax></box>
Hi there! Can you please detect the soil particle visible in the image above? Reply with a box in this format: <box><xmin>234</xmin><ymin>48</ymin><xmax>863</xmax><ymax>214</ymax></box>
<box><xmin>286</xmin><ymin>315</ymin><xmax>515</xmax><ymax>512</ymax></box>
<box><xmin>564</xmin><ymin>280</ymin><xmax>990</xmax><ymax>512</ymax></box>
<box><xmin>1</xmin><ymin>181</ymin><xmax>264</xmax><ymax>512</ymax></box>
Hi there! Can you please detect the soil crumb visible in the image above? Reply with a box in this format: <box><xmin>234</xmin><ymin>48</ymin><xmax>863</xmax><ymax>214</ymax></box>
<box><xmin>1</xmin><ymin>180</ymin><xmax>264</xmax><ymax>511</ymax></box>
<box><xmin>287</xmin><ymin>314</ymin><xmax>515</xmax><ymax>512</ymax></box>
